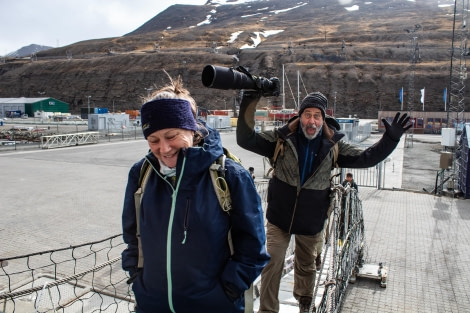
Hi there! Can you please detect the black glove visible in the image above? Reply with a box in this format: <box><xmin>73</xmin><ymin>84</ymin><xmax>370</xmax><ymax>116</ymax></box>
<box><xmin>383</xmin><ymin>112</ymin><xmax>412</xmax><ymax>141</ymax></box>
<box><xmin>255</xmin><ymin>76</ymin><xmax>280</xmax><ymax>97</ymax></box>
<box><xmin>236</xmin><ymin>66</ymin><xmax>280</xmax><ymax>97</ymax></box>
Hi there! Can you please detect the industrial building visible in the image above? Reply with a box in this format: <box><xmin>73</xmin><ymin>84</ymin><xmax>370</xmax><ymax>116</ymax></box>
<box><xmin>0</xmin><ymin>97</ymin><xmax>69</xmax><ymax>119</ymax></box>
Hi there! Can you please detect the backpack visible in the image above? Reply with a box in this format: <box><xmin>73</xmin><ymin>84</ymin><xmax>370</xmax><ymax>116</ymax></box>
<box><xmin>132</xmin><ymin>148</ymin><xmax>254</xmax><ymax>312</ymax></box>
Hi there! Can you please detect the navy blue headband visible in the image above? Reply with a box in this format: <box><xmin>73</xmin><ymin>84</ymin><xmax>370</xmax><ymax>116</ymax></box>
<box><xmin>140</xmin><ymin>98</ymin><xmax>197</xmax><ymax>139</ymax></box>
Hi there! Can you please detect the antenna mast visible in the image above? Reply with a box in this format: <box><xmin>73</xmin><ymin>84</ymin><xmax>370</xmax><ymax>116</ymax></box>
<box><xmin>439</xmin><ymin>0</ymin><xmax>469</xmax><ymax>196</ymax></box>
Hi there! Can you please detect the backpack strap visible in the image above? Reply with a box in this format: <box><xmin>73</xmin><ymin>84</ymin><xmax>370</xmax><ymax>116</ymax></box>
<box><xmin>271</xmin><ymin>137</ymin><xmax>285</xmax><ymax>167</ymax></box>
<box><xmin>265</xmin><ymin>137</ymin><xmax>284</xmax><ymax>178</ymax></box>
<box><xmin>223</xmin><ymin>146</ymin><xmax>242</xmax><ymax>164</ymax></box>
<box><xmin>134</xmin><ymin>159</ymin><xmax>152</xmax><ymax>269</ymax></box>
<box><xmin>332</xmin><ymin>143</ymin><xmax>339</xmax><ymax>168</ymax></box>
<box><xmin>209</xmin><ymin>154</ymin><xmax>237</xmax><ymax>256</ymax></box>
<box><xmin>209</xmin><ymin>154</ymin><xmax>233</xmax><ymax>214</ymax></box>
<box><xmin>210</xmin><ymin>154</ymin><xmax>254</xmax><ymax>313</ymax></box>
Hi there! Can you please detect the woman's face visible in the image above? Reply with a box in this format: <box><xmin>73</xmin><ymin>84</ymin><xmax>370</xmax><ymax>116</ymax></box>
<box><xmin>147</xmin><ymin>128</ymin><xmax>194</xmax><ymax>168</ymax></box>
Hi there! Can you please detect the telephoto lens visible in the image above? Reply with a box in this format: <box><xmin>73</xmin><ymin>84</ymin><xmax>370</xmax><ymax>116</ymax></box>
<box><xmin>201</xmin><ymin>65</ymin><xmax>257</xmax><ymax>90</ymax></box>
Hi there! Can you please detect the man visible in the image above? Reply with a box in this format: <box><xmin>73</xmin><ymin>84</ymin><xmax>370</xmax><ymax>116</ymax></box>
<box><xmin>236</xmin><ymin>90</ymin><xmax>411</xmax><ymax>313</ymax></box>
<box><xmin>342</xmin><ymin>172</ymin><xmax>358</xmax><ymax>191</ymax></box>
<box><xmin>249</xmin><ymin>166</ymin><xmax>256</xmax><ymax>180</ymax></box>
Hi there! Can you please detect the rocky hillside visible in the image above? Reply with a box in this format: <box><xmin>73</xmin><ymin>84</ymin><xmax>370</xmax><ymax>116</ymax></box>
<box><xmin>0</xmin><ymin>0</ymin><xmax>466</xmax><ymax>119</ymax></box>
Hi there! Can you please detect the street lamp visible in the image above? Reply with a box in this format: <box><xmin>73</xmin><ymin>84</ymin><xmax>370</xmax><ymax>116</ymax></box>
<box><xmin>37</xmin><ymin>91</ymin><xmax>46</xmax><ymax>121</ymax></box>
<box><xmin>86</xmin><ymin>96</ymin><xmax>92</xmax><ymax>119</ymax></box>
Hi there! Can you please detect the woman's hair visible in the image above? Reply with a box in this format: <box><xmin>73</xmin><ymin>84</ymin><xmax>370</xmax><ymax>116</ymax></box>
<box><xmin>143</xmin><ymin>71</ymin><xmax>197</xmax><ymax>118</ymax></box>
<box><xmin>143</xmin><ymin>71</ymin><xmax>205</xmax><ymax>145</ymax></box>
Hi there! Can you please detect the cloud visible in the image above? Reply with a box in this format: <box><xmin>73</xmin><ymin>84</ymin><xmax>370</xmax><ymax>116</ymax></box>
<box><xmin>0</xmin><ymin>0</ymin><xmax>206</xmax><ymax>55</ymax></box>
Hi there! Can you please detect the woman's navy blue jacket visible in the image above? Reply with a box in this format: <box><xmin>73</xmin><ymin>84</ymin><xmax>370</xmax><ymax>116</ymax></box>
<box><xmin>121</xmin><ymin>124</ymin><xmax>269</xmax><ymax>313</ymax></box>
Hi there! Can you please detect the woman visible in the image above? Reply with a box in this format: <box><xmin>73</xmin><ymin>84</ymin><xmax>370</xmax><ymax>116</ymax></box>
<box><xmin>121</xmin><ymin>75</ymin><xmax>269</xmax><ymax>313</ymax></box>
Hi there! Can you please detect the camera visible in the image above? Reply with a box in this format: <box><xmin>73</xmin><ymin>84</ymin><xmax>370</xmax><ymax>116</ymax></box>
<box><xmin>201</xmin><ymin>65</ymin><xmax>280</xmax><ymax>96</ymax></box>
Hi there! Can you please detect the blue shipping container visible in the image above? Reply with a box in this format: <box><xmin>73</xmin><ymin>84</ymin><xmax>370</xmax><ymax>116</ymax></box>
<box><xmin>93</xmin><ymin>108</ymin><xmax>109</xmax><ymax>114</ymax></box>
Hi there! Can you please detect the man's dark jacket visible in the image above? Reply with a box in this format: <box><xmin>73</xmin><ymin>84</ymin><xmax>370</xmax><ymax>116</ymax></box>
<box><xmin>237</xmin><ymin>95</ymin><xmax>399</xmax><ymax>236</ymax></box>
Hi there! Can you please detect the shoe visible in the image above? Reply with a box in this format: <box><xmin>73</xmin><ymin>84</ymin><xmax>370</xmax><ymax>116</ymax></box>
<box><xmin>315</xmin><ymin>253</ymin><xmax>322</xmax><ymax>271</ymax></box>
<box><xmin>298</xmin><ymin>296</ymin><xmax>312</xmax><ymax>313</ymax></box>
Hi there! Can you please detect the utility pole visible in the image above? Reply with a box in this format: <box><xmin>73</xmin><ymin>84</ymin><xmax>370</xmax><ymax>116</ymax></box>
<box><xmin>405</xmin><ymin>23</ymin><xmax>421</xmax><ymax>149</ymax></box>
<box><xmin>37</xmin><ymin>91</ymin><xmax>46</xmax><ymax>121</ymax></box>
<box><xmin>86</xmin><ymin>96</ymin><xmax>92</xmax><ymax>119</ymax></box>
<box><xmin>334</xmin><ymin>92</ymin><xmax>337</xmax><ymax>117</ymax></box>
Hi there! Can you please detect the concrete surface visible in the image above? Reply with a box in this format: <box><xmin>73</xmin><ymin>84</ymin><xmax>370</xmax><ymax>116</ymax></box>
<box><xmin>1</xmin><ymin>128</ymin><xmax>469</xmax><ymax>313</ymax></box>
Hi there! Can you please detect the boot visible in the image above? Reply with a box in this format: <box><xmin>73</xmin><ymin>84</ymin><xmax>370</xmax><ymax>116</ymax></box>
<box><xmin>298</xmin><ymin>296</ymin><xmax>312</xmax><ymax>313</ymax></box>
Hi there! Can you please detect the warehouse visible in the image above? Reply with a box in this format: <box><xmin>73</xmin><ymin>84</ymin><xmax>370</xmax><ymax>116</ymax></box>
<box><xmin>0</xmin><ymin>97</ymin><xmax>69</xmax><ymax>119</ymax></box>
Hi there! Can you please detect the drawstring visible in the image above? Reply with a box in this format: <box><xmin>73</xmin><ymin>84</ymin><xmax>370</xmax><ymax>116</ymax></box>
<box><xmin>166</xmin><ymin>156</ymin><xmax>186</xmax><ymax>313</ymax></box>
<box><xmin>181</xmin><ymin>230</ymin><xmax>187</xmax><ymax>244</ymax></box>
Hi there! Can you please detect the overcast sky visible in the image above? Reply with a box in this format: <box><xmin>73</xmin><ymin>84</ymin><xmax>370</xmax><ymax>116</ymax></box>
<box><xmin>1</xmin><ymin>0</ymin><xmax>207</xmax><ymax>55</ymax></box>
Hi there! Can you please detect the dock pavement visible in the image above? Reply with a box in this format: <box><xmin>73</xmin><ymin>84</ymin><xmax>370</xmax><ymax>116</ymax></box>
<box><xmin>0</xmin><ymin>130</ymin><xmax>469</xmax><ymax>312</ymax></box>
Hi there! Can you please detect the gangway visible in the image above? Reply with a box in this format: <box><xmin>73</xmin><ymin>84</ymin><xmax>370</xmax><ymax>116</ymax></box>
<box><xmin>253</xmin><ymin>182</ymin><xmax>386</xmax><ymax>312</ymax></box>
<box><xmin>41</xmin><ymin>132</ymin><xmax>99</xmax><ymax>149</ymax></box>
<box><xmin>0</xmin><ymin>183</ymin><xmax>386</xmax><ymax>313</ymax></box>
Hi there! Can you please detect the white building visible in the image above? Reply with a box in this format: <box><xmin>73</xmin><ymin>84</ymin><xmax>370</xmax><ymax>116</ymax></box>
<box><xmin>88</xmin><ymin>113</ymin><xmax>130</xmax><ymax>131</ymax></box>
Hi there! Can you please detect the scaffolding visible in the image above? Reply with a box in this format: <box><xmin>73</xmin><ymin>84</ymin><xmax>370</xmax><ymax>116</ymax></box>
<box><xmin>439</xmin><ymin>0</ymin><xmax>469</xmax><ymax>195</ymax></box>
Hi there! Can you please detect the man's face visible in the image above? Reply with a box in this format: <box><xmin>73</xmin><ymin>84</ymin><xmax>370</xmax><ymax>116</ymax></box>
<box><xmin>300</xmin><ymin>107</ymin><xmax>323</xmax><ymax>140</ymax></box>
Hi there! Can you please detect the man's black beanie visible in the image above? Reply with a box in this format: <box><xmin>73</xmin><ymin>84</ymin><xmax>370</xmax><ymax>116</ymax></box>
<box><xmin>298</xmin><ymin>92</ymin><xmax>328</xmax><ymax>118</ymax></box>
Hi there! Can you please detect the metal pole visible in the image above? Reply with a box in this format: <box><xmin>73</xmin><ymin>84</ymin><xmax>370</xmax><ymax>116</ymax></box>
<box><xmin>377</xmin><ymin>162</ymin><xmax>383</xmax><ymax>189</ymax></box>
<box><xmin>86</xmin><ymin>96</ymin><xmax>91</xmax><ymax>119</ymax></box>
<box><xmin>334</xmin><ymin>92</ymin><xmax>337</xmax><ymax>116</ymax></box>
<box><xmin>282</xmin><ymin>64</ymin><xmax>285</xmax><ymax>109</ymax></box>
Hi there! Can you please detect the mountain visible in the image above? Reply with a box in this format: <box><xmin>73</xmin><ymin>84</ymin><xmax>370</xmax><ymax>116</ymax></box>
<box><xmin>0</xmin><ymin>0</ymin><xmax>466</xmax><ymax>119</ymax></box>
<box><xmin>6</xmin><ymin>44</ymin><xmax>53</xmax><ymax>58</ymax></box>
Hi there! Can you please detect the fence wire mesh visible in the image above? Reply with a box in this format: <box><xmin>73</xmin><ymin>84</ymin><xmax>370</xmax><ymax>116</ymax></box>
<box><xmin>0</xmin><ymin>235</ymin><xmax>133</xmax><ymax>313</ymax></box>
<box><xmin>0</xmin><ymin>182</ymin><xmax>364</xmax><ymax>313</ymax></box>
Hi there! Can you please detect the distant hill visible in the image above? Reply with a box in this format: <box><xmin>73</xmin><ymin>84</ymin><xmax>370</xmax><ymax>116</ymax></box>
<box><xmin>6</xmin><ymin>44</ymin><xmax>53</xmax><ymax>58</ymax></box>
<box><xmin>0</xmin><ymin>0</ymin><xmax>467</xmax><ymax>118</ymax></box>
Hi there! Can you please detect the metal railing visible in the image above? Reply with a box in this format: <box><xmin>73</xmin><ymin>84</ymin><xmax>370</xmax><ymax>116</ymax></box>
<box><xmin>314</xmin><ymin>185</ymin><xmax>364</xmax><ymax>313</ymax></box>
<box><xmin>40</xmin><ymin>132</ymin><xmax>99</xmax><ymax>149</ymax></box>
<box><xmin>0</xmin><ymin>182</ymin><xmax>364</xmax><ymax>313</ymax></box>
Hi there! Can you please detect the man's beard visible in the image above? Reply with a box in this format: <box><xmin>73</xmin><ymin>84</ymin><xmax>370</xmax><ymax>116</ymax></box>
<box><xmin>302</xmin><ymin>122</ymin><xmax>322</xmax><ymax>140</ymax></box>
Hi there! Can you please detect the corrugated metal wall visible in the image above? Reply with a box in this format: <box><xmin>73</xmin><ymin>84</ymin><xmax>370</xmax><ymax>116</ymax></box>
<box><xmin>25</xmin><ymin>98</ymin><xmax>69</xmax><ymax>116</ymax></box>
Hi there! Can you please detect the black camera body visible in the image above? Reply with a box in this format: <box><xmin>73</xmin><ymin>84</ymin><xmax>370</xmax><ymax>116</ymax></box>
<box><xmin>201</xmin><ymin>65</ymin><xmax>280</xmax><ymax>96</ymax></box>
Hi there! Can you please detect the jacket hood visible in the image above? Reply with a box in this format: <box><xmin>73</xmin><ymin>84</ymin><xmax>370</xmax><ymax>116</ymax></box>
<box><xmin>185</xmin><ymin>121</ymin><xmax>224</xmax><ymax>172</ymax></box>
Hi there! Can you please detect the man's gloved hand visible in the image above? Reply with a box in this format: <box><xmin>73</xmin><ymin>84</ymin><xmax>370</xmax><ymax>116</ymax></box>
<box><xmin>235</xmin><ymin>66</ymin><xmax>280</xmax><ymax>97</ymax></box>
<box><xmin>383</xmin><ymin>112</ymin><xmax>412</xmax><ymax>141</ymax></box>
<box><xmin>255</xmin><ymin>76</ymin><xmax>280</xmax><ymax>97</ymax></box>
